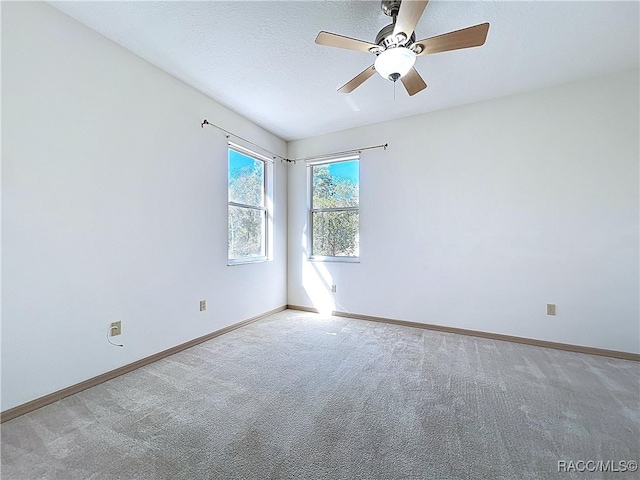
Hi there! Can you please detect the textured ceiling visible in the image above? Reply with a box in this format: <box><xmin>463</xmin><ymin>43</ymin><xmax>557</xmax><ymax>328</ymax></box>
<box><xmin>48</xmin><ymin>1</ymin><xmax>639</xmax><ymax>141</ymax></box>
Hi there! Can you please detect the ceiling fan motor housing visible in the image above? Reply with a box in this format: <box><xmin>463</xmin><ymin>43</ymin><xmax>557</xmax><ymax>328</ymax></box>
<box><xmin>375</xmin><ymin>23</ymin><xmax>415</xmax><ymax>49</ymax></box>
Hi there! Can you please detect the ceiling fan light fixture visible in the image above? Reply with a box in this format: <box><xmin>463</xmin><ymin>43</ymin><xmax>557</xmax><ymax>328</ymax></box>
<box><xmin>374</xmin><ymin>47</ymin><xmax>416</xmax><ymax>81</ymax></box>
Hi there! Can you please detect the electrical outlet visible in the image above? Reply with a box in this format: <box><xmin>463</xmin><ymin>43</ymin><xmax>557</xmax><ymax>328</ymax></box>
<box><xmin>546</xmin><ymin>304</ymin><xmax>556</xmax><ymax>316</ymax></box>
<box><xmin>331</xmin><ymin>285</ymin><xmax>337</xmax><ymax>293</ymax></box>
<box><xmin>110</xmin><ymin>321</ymin><xmax>122</xmax><ymax>336</ymax></box>
<box><xmin>200</xmin><ymin>300</ymin><xmax>207</xmax><ymax>312</ymax></box>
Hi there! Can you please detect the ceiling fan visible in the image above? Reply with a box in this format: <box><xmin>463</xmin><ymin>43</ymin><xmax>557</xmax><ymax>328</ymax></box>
<box><xmin>315</xmin><ymin>0</ymin><xmax>489</xmax><ymax>96</ymax></box>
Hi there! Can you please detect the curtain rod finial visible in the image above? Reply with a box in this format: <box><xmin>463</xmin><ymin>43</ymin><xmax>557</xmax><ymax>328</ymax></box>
<box><xmin>201</xmin><ymin>119</ymin><xmax>209</xmax><ymax>128</ymax></box>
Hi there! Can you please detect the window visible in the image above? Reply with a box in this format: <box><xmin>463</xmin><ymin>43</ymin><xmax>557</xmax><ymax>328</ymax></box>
<box><xmin>228</xmin><ymin>147</ymin><xmax>267</xmax><ymax>264</ymax></box>
<box><xmin>309</xmin><ymin>157</ymin><xmax>359</xmax><ymax>260</ymax></box>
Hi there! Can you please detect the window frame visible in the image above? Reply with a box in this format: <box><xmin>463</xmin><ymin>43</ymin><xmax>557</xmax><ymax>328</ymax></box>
<box><xmin>308</xmin><ymin>155</ymin><xmax>360</xmax><ymax>263</ymax></box>
<box><xmin>227</xmin><ymin>145</ymin><xmax>269</xmax><ymax>265</ymax></box>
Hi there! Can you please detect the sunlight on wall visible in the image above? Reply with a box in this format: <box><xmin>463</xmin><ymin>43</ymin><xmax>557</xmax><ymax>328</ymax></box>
<box><xmin>301</xmin><ymin>227</ymin><xmax>334</xmax><ymax>316</ymax></box>
<box><xmin>266</xmin><ymin>170</ymin><xmax>274</xmax><ymax>259</ymax></box>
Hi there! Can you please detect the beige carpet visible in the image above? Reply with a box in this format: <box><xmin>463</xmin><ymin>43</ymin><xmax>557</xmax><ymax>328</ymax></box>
<box><xmin>2</xmin><ymin>309</ymin><xmax>639</xmax><ymax>479</ymax></box>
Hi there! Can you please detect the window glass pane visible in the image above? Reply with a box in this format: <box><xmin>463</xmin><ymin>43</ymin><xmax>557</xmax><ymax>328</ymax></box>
<box><xmin>228</xmin><ymin>206</ymin><xmax>265</xmax><ymax>259</ymax></box>
<box><xmin>312</xmin><ymin>160</ymin><xmax>359</xmax><ymax>209</ymax></box>
<box><xmin>228</xmin><ymin>150</ymin><xmax>264</xmax><ymax>207</ymax></box>
<box><xmin>312</xmin><ymin>210</ymin><xmax>359</xmax><ymax>257</ymax></box>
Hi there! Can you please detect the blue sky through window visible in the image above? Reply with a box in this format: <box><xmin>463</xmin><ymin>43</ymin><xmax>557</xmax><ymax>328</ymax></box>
<box><xmin>229</xmin><ymin>149</ymin><xmax>257</xmax><ymax>178</ymax></box>
<box><xmin>328</xmin><ymin>159</ymin><xmax>359</xmax><ymax>183</ymax></box>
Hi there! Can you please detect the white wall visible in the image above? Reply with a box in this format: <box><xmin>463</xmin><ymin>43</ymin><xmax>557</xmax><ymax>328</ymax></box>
<box><xmin>1</xmin><ymin>2</ymin><xmax>287</xmax><ymax>411</ymax></box>
<box><xmin>287</xmin><ymin>69</ymin><xmax>639</xmax><ymax>354</ymax></box>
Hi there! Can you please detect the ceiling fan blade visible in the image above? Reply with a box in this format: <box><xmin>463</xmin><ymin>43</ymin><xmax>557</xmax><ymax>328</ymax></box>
<box><xmin>338</xmin><ymin>65</ymin><xmax>377</xmax><ymax>94</ymax></box>
<box><xmin>401</xmin><ymin>67</ymin><xmax>427</xmax><ymax>96</ymax></box>
<box><xmin>316</xmin><ymin>31</ymin><xmax>378</xmax><ymax>53</ymax></box>
<box><xmin>414</xmin><ymin>23</ymin><xmax>490</xmax><ymax>56</ymax></box>
<box><xmin>393</xmin><ymin>0</ymin><xmax>429</xmax><ymax>39</ymax></box>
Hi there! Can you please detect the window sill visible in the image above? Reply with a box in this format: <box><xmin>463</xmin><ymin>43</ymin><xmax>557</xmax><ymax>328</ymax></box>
<box><xmin>228</xmin><ymin>257</ymin><xmax>268</xmax><ymax>266</ymax></box>
<box><xmin>308</xmin><ymin>256</ymin><xmax>360</xmax><ymax>264</ymax></box>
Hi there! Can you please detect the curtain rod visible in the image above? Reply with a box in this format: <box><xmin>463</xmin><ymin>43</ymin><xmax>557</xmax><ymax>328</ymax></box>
<box><xmin>295</xmin><ymin>143</ymin><xmax>388</xmax><ymax>163</ymax></box>
<box><xmin>201</xmin><ymin>119</ymin><xmax>388</xmax><ymax>164</ymax></box>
